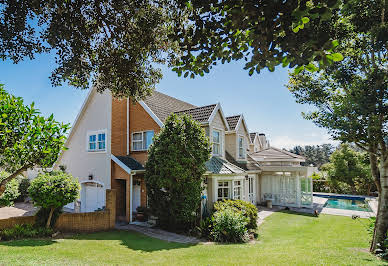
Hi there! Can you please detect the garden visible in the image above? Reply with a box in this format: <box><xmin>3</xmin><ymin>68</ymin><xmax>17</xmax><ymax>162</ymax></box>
<box><xmin>0</xmin><ymin>212</ymin><xmax>385</xmax><ymax>265</ymax></box>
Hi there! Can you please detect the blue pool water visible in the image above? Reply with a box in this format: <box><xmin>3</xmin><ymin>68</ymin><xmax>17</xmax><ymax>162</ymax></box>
<box><xmin>315</xmin><ymin>194</ymin><xmax>372</xmax><ymax>212</ymax></box>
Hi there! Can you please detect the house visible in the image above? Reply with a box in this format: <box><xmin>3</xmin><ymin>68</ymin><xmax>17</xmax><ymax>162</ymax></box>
<box><xmin>54</xmin><ymin>88</ymin><xmax>313</xmax><ymax>223</ymax></box>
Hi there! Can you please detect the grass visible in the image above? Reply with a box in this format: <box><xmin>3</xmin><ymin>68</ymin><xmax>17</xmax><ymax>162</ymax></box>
<box><xmin>0</xmin><ymin>211</ymin><xmax>386</xmax><ymax>265</ymax></box>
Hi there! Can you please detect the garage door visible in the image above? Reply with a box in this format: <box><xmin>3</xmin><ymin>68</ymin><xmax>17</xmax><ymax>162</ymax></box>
<box><xmin>81</xmin><ymin>181</ymin><xmax>105</xmax><ymax>212</ymax></box>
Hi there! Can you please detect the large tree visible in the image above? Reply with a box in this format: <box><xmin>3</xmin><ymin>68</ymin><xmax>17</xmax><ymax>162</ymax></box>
<box><xmin>289</xmin><ymin>143</ymin><xmax>334</xmax><ymax>168</ymax></box>
<box><xmin>145</xmin><ymin>113</ymin><xmax>211</xmax><ymax>231</ymax></box>
<box><xmin>0</xmin><ymin>0</ymin><xmax>340</xmax><ymax>98</ymax></box>
<box><xmin>288</xmin><ymin>0</ymin><xmax>387</xmax><ymax>253</ymax></box>
<box><xmin>0</xmin><ymin>85</ymin><xmax>69</xmax><ymax>196</ymax></box>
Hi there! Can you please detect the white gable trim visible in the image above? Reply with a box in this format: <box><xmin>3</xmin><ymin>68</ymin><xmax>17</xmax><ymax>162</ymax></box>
<box><xmin>138</xmin><ymin>101</ymin><xmax>164</xmax><ymax>128</ymax></box>
<box><xmin>111</xmin><ymin>155</ymin><xmax>132</xmax><ymax>174</ymax></box>
<box><xmin>208</xmin><ymin>103</ymin><xmax>230</xmax><ymax>131</ymax></box>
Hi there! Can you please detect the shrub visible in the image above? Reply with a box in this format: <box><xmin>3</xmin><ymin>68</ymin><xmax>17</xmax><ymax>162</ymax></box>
<box><xmin>211</xmin><ymin>208</ymin><xmax>249</xmax><ymax>243</ymax></box>
<box><xmin>0</xmin><ymin>224</ymin><xmax>53</xmax><ymax>241</ymax></box>
<box><xmin>0</xmin><ymin>177</ymin><xmax>20</xmax><ymax>207</ymax></box>
<box><xmin>145</xmin><ymin>114</ymin><xmax>211</xmax><ymax>232</ymax></box>
<box><xmin>29</xmin><ymin>171</ymin><xmax>79</xmax><ymax>228</ymax></box>
<box><xmin>16</xmin><ymin>178</ymin><xmax>30</xmax><ymax>202</ymax></box>
<box><xmin>214</xmin><ymin>199</ymin><xmax>258</xmax><ymax>230</ymax></box>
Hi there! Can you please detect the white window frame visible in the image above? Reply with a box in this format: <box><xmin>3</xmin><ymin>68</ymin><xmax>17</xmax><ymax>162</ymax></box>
<box><xmin>217</xmin><ymin>181</ymin><xmax>230</xmax><ymax>200</ymax></box>
<box><xmin>212</xmin><ymin>129</ymin><xmax>222</xmax><ymax>156</ymax></box>
<box><xmin>131</xmin><ymin>130</ymin><xmax>154</xmax><ymax>151</ymax></box>
<box><xmin>238</xmin><ymin>135</ymin><xmax>245</xmax><ymax>159</ymax></box>
<box><xmin>86</xmin><ymin>129</ymin><xmax>107</xmax><ymax>153</ymax></box>
<box><xmin>233</xmin><ymin>180</ymin><xmax>242</xmax><ymax>200</ymax></box>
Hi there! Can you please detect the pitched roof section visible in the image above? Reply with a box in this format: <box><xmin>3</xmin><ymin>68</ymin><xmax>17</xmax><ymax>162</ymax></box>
<box><xmin>249</xmin><ymin>132</ymin><xmax>257</xmax><ymax>143</ymax></box>
<box><xmin>205</xmin><ymin>156</ymin><xmax>246</xmax><ymax>174</ymax></box>
<box><xmin>225</xmin><ymin>152</ymin><xmax>261</xmax><ymax>172</ymax></box>
<box><xmin>250</xmin><ymin>147</ymin><xmax>305</xmax><ymax>162</ymax></box>
<box><xmin>115</xmin><ymin>156</ymin><xmax>145</xmax><ymax>171</ymax></box>
<box><xmin>143</xmin><ymin>91</ymin><xmax>197</xmax><ymax>122</ymax></box>
<box><xmin>174</xmin><ymin>104</ymin><xmax>217</xmax><ymax>123</ymax></box>
<box><xmin>226</xmin><ymin>115</ymin><xmax>241</xmax><ymax>130</ymax></box>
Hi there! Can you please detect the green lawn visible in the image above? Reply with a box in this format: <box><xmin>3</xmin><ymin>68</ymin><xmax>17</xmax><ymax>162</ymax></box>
<box><xmin>0</xmin><ymin>211</ymin><xmax>386</xmax><ymax>265</ymax></box>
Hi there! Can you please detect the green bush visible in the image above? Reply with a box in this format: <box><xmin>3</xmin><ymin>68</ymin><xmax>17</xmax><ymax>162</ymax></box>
<box><xmin>29</xmin><ymin>171</ymin><xmax>79</xmax><ymax>228</ymax></box>
<box><xmin>16</xmin><ymin>178</ymin><xmax>30</xmax><ymax>202</ymax></box>
<box><xmin>0</xmin><ymin>224</ymin><xmax>53</xmax><ymax>241</ymax></box>
<box><xmin>211</xmin><ymin>208</ymin><xmax>249</xmax><ymax>243</ymax></box>
<box><xmin>0</xmin><ymin>178</ymin><xmax>20</xmax><ymax>207</ymax></box>
<box><xmin>214</xmin><ymin>199</ymin><xmax>258</xmax><ymax>230</ymax></box>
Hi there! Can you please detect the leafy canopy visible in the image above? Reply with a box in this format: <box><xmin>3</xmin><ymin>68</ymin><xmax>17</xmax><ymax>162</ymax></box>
<box><xmin>145</xmin><ymin>113</ymin><xmax>211</xmax><ymax>231</ymax></box>
<box><xmin>0</xmin><ymin>85</ymin><xmax>70</xmax><ymax>194</ymax></box>
<box><xmin>1</xmin><ymin>0</ymin><xmax>342</xmax><ymax>98</ymax></box>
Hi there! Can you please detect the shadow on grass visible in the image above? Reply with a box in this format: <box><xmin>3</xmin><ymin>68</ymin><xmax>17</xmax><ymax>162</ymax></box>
<box><xmin>278</xmin><ymin>210</ymin><xmax>318</xmax><ymax>218</ymax></box>
<box><xmin>0</xmin><ymin>238</ymin><xmax>56</xmax><ymax>247</ymax></box>
<box><xmin>67</xmin><ymin>230</ymin><xmax>196</xmax><ymax>252</ymax></box>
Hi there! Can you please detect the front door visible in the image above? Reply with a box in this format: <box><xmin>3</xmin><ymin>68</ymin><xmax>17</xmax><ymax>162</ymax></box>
<box><xmin>132</xmin><ymin>185</ymin><xmax>141</xmax><ymax>212</ymax></box>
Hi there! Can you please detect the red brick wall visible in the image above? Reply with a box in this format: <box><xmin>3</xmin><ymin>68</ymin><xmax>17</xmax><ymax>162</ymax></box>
<box><xmin>111</xmin><ymin>98</ymin><xmax>127</xmax><ymax>156</ymax></box>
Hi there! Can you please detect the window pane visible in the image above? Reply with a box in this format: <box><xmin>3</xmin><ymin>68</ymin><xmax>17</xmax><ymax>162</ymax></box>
<box><xmin>146</xmin><ymin>131</ymin><xmax>154</xmax><ymax>149</ymax></box>
<box><xmin>213</xmin><ymin>131</ymin><xmax>220</xmax><ymax>143</ymax></box>
<box><xmin>89</xmin><ymin>135</ymin><xmax>96</xmax><ymax>142</ymax></box>
<box><xmin>133</xmin><ymin>142</ymin><xmax>143</xmax><ymax>150</ymax></box>
<box><xmin>89</xmin><ymin>143</ymin><xmax>96</xmax><ymax>150</ymax></box>
<box><xmin>213</xmin><ymin>143</ymin><xmax>220</xmax><ymax>155</ymax></box>
<box><xmin>133</xmin><ymin>133</ymin><xmax>142</xmax><ymax>141</ymax></box>
<box><xmin>98</xmin><ymin>141</ymin><xmax>105</xmax><ymax>150</ymax></box>
<box><xmin>98</xmin><ymin>133</ymin><xmax>105</xmax><ymax>141</ymax></box>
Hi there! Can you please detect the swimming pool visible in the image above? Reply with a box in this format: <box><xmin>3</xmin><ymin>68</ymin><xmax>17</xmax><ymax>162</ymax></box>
<box><xmin>315</xmin><ymin>194</ymin><xmax>372</xmax><ymax>212</ymax></box>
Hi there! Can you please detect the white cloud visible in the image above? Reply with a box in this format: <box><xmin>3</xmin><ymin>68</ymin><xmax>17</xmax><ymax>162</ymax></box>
<box><xmin>269</xmin><ymin>133</ymin><xmax>339</xmax><ymax>149</ymax></box>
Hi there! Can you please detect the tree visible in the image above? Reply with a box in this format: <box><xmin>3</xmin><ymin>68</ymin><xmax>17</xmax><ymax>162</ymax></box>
<box><xmin>0</xmin><ymin>1</ymin><xmax>340</xmax><ymax>98</ymax></box>
<box><xmin>0</xmin><ymin>85</ymin><xmax>70</xmax><ymax>196</ymax></box>
<box><xmin>28</xmin><ymin>171</ymin><xmax>80</xmax><ymax>228</ymax></box>
<box><xmin>289</xmin><ymin>144</ymin><xmax>334</xmax><ymax>168</ymax></box>
<box><xmin>145</xmin><ymin>113</ymin><xmax>211</xmax><ymax>231</ymax></box>
<box><xmin>288</xmin><ymin>0</ymin><xmax>387</xmax><ymax>253</ymax></box>
<box><xmin>321</xmin><ymin>144</ymin><xmax>374</xmax><ymax>195</ymax></box>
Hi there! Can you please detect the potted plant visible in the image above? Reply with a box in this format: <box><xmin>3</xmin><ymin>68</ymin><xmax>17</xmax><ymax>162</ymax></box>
<box><xmin>136</xmin><ymin>206</ymin><xmax>146</xmax><ymax>221</ymax></box>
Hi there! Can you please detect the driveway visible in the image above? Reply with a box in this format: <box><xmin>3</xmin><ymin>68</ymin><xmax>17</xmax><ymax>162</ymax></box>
<box><xmin>0</xmin><ymin>202</ymin><xmax>38</xmax><ymax>219</ymax></box>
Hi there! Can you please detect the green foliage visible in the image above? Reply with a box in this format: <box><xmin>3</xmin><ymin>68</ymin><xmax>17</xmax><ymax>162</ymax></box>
<box><xmin>145</xmin><ymin>113</ymin><xmax>211</xmax><ymax>232</ymax></box>
<box><xmin>214</xmin><ymin>199</ymin><xmax>258</xmax><ymax>230</ymax></box>
<box><xmin>28</xmin><ymin>172</ymin><xmax>79</xmax><ymax>211</ymax></box>
<box><xmin>210</xmin><ymin>208</ymin><xmax>249</xmax><ymax>243</ymax></box>
<box><xmin>320</xmin><ymin>144</ymin><xmax>375</xmax><ymax>195</ymax></box>
<box><xmin>16</xmin><ymin>178</ymin><xmax>30</xmax><ymax>202</ymax></box>
<box><xmin>289</xmin><ymin>144</ymin><xmax>334</xmax><ymax>169</ymax></box>
<box><xmin>0</xmin><ymin>176</ymin><xmax>20</xmax><ymax>207</ymax></box>
<box><xmin>0</xmin><ymin>224</ymin><xmax>53</xmax><ymax>241</ymax></box>
<box><xmin>0</xmin><ymin>85</ymin><xmax>70</xmax><ymax>194</ymax></box>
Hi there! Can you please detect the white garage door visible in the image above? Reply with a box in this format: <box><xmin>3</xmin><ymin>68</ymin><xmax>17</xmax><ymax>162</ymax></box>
<box><xmin>81</xmin><ymin>182</ymin><xmax>105</xmax><ymax>212</ymax></box>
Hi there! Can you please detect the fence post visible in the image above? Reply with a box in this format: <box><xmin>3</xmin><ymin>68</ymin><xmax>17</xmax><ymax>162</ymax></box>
<box><xmin>106</xmin><ymin>189</ymin><xmax>116</xmax><ymax>228</ymax></box>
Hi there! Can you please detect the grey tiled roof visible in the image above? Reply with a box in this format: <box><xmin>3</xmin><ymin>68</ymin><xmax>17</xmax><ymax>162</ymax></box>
<box><xmin>226</xmin><ymin>115</ymin><xmax>241</xmax><ymax>130</ymax></box>
<box><xmin>205</xmin><ymin>156</ymin><xmax>246</xmax><ymax>174</ymax></box>
<box><xmin>249</xmin><ymin>132</ymin><xmax>257</xmax><ymax>143</ymax></box>
<box><xmin>115</xmin><ymin>156</ymin><xmax>145</xmax><ymax>170</ymax></box>
<box><xmin>143</xmin><ymin>91</ymin><xmax>197</xmax><ymax>122</ymax></box>
<box><xmin>225</xmin><ymin>151</ymin><xmax>261</xmax><ymax>172</ymax></box>
<box><xmin>250</xmin><ymin>147</ymin><xmax>305</xmax><ymax>161</ymax></box>
<box><xmin>174</xmin><ymin>104</ymin><xmax>217</xmax><ymax>123</ymax></box>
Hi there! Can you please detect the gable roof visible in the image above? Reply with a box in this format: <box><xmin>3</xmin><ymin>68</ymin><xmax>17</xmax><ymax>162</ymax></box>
<box><xmin>225</xmin><ymin>151</ymin><xmax>261</xmax><ymax>172</ymax></box>
<box><xmin>175</xmin><ymin>104</ymin><xmax>217</xmax><ymax>123</ymax></box>
<box><xmin>226</xmin><ymin>115</ymin><xmax>241</xmax><ymax>130</ymax></box>
<box><xmin>250</xmin><ymin>147</ymin><xmax>305</xmax><ymax>162</ymax></box>
<box><xmin>249</xmin><ymin>132</ymin><xmax>257</xmax><ymax>143</ymax></box>
<box><xmin>205</xmin><ymin>156</ymin><xmax>246</xmax><ymax>174</ymax></box>
<box><xmin>143</xmin><ymin>91</ymin><xmax>197</xmax><ymax>123</ymax></box>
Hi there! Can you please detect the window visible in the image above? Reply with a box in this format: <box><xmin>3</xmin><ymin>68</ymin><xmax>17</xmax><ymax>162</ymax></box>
<box><xmin>233</xmin><ymin>180</ymin><xmax>242</xmax><ymax>199</ymax></box>
<box><xmin>217</xmin><ymin>181</ymin><xmax>230</xmax><ymax>200</ymax></box>
<box><xmin>87</xmin><ymin>130</ymin><xmax>106</xmax><ymax>152</ymax></box>
<box><xmin>238</xmin><ymin>136</ymin><xmax>244</xmax><ymax>158</ymax></box>
<box><xmin>212</xmin><ymin>130</ymin><xmax>221</xmax><ymax>156</ymax></box>
<box><xmin>132</xmin><ymin>131</ymin><xmax>154</xmax><ymax>151</ymax></box>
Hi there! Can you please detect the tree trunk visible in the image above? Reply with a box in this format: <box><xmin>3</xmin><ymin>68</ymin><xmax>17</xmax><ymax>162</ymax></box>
<box><xmin>0</xmin><ymin>164</ymin><xmax>32</xmax><ymax>197</ymax></box>
<box><xmin>46</xmin><ymin>207</ymin><xmax>55</xmax><ymax>229</ymax></box>
<box><xmin>371</xmin><ymin>159</ymin><xmax>388</xmax><ymax>253</ymax></box>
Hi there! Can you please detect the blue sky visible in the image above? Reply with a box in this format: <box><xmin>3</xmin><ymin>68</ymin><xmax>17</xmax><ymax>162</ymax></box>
<box><xmin>0</xmin><ymin>53</ymin><xmax>335</xmax><ymax>149</ymax></box>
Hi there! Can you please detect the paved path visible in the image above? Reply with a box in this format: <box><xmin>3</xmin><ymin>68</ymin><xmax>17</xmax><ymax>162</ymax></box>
<box><xmin>0</xmin><ymin>202</ymin><xmax>38</xmax><ymax>219</ymax></box>
<box><xmin>115</xmin><ymin>223</ymin><xmax>200</xmax><ymax>244</ymax></box>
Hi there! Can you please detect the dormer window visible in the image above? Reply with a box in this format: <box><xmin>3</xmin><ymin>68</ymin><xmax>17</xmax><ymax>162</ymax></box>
<box><xmin>212</xmin><ymin>129</ymin><xmax>221</xmax><ymax>156</ymax></box>
<box><xmin>238</xmin><ymin>136</ymin><xmax>244</xmax><ymax>158</ymax></box>
<box><xmin>87</xmin><ymin>130</ymin><xmax>106</xmax><ymax>152</ymax></box>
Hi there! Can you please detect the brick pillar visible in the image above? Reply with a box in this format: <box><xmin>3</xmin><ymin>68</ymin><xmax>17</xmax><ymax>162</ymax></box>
<box><xmin>106</xmin><ymin>189</ymin><xmax>116</xmax><ymax>228</ymax></box>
